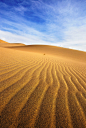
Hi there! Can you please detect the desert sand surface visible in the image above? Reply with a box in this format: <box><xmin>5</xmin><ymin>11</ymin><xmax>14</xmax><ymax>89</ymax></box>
<box><xmin>0</xmin><ymin>40</ymin><xmax>86</xmax><ymax>128</ymax></box>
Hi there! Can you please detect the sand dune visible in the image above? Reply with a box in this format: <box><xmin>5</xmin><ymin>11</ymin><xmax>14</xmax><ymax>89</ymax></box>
<box><xmin>7</xmin><ymin>45</ymin><xmax>86</xmax><ymax>62</ymax></box>
<box><xmin>0</xmin><ymin>39</ymin><xmax>25</xmax><ymax>47</ymax></box>
<box><xmin>0</xmin><ymin>39</ymin><xmax>8</xmax><ymax>43</ymax></box>
<box><xmin>0</xmin><ymin>40</ymin><xmax>86</xmax><ymax>128</ymax></box>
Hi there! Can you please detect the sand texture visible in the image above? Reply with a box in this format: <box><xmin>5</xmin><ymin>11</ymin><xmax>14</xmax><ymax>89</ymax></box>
<box><xmin>0</xmin><ymin>41</ymin><xmax>86</xmax><ymax>128</ymax></box>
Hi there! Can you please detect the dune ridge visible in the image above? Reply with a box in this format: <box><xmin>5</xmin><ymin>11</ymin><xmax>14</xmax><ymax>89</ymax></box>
<box><xmin>0</xmin><ymin>39</ymin><xmax>25</xmax><ymax>47</ymax></box>
<box><xmin>0</xmin><ymin>39</ymin><xmax>8</xmax><ymax>43</ymax></box>
<box><xmin>7</xmin><ymin>45</ymin><xmax>86</xmax><ymax>62</ymax></box>
<box><xmin>0</xmin><ymin>41</ymin><xmax>86</xmax><ymax>128</ymax></box>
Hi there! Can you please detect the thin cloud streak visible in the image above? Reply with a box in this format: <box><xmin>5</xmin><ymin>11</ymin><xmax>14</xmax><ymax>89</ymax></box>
<box><xmin>0</xmin><ymin>30</ymin><xmax>51</xmax><ymax>45</ymax></box>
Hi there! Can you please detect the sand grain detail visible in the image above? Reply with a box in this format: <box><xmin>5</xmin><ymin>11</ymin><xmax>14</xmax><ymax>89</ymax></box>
<box><xmin>0</xmin><ymin>44</ymin><xmax>86</xmax><ymax>128</ymax></box>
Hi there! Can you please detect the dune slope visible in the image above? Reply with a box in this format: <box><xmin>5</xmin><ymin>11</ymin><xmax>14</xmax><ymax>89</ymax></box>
<box><xmin>8</xmin><ymin>45</ymin><xmax>86</xmax><ymax>62</ymax></box>
<box><xmin>0</xmin><ymin>39</ymin><xmax>25</xmax><ymax>47</ymax></box>
<box><xmin>0</xmin><ymin>41</ymin><xmax>86</xmax><ymax>128</ymax></box>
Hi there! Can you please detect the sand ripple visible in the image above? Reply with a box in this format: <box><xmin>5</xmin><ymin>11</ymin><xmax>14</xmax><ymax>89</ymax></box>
<box><xmin>0</xmin><ymin>45</ymin><xmax>86</xmax><ymax>128</ymax></box>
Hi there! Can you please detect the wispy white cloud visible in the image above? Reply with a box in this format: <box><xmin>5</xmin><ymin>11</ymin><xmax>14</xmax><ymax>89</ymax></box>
<box><xmin>0</xmin><ymin>0</ymin><xmax>86</xmax><ymax>51</ymax></box>
<box><xmin>0</xmin><ymin>30</ymin><xmax>51</xmax><ymax>45</ymax></box>
<box><xmin>13</xmin><ymin>5</ymin><xmax>27</xmax><ymax>15</ymax></box>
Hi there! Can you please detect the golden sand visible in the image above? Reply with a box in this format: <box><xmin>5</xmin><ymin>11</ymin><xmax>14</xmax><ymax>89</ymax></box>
<box><xmin>0</xmin><ymin>40</ymin><xmax>86</xmax><ymax>128</ymax></box>
<box><xmin>0</xmin><ymin>39</ymin><xmax>25</xmax><ymax>47</ymax></box>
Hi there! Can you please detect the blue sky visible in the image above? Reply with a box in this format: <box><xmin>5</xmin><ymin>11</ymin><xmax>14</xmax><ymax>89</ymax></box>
<box><xmin>0</xmin><ymin>0</ymin><xmax>86</xmax><ymax>51</ymax></box>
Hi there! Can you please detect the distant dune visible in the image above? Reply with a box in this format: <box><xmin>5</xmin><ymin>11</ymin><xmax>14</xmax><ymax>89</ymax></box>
<box><xmin>8</xmin><ymin>44</ymin><xmax>86</xmax><ymax>62</ymax></box>
<box><xmin>0</xmin><ymin>39</ymin><xmax>8</xmax><ymax>43</ymax></box>
<box><xmin>0</xmin><ymin>40</ymin><xmax>86</xmax><ymax>128</ymax></box>
<box><xmin>0</xmin><ymin>39</ymin><xmax>25</xmax><ymax>47</ymax></box>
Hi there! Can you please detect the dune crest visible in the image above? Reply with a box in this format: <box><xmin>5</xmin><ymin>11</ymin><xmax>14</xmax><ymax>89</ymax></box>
<box><xmin>0</xmin><ymin>40</ymin><xmax>86</xmax><ymax>128</ymax></box>
<box><xmin>0</xmin><ymin>39</ymin><xmax>8</xmax><ymax>43</ymax></box>
<box><xmin>0</xmin><ymin>39</ymin><xmax>25</xmax><ymax>47</ymax></box>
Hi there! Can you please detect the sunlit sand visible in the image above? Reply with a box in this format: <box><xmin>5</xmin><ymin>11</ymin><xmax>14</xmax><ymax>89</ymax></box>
<box><xmin>0</xmin><ymin>40</ymin><xmax>86</xmax><ymax>128</ymax></box>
